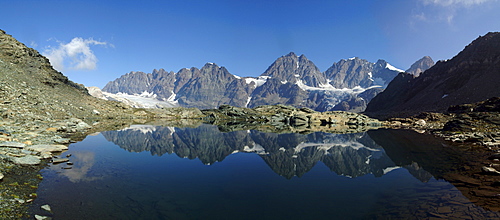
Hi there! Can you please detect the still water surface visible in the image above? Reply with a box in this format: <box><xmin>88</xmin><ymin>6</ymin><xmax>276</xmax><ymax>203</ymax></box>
<box><xmin>29</xmin><ymin>124</ymin><xmax>500</xmax><ymax>219</ymax></box>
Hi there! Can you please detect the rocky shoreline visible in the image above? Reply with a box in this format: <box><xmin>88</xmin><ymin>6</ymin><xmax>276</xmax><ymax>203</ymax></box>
<box><xmin>0</xmin><ymin>116</ymin><xmax>145</xmax><ymax>219</ymax></box>
<box><xmin>2</xmin><ymin>99</ymin><xmax>500</xmax><ymax>218</ymax></box>
<box><xmin>0</xmin><ymin>103</ymin><xmax>386</xmax><ymax>219</ymax></box>
<box><xmin>380</xmin><ymin>97</ymin><xmax>500</xmax><ymax>212</ymax></box>
<box><xmin>201</xmin><ymin>104</ymin><xmax>382</xmax><ymax>133</ymax></box>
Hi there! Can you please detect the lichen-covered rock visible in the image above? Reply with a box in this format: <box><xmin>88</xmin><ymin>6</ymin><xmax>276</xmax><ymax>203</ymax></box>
<box><xmin>11</xmin><ymin>155</ymin><xmax>41</xmax><ymax>165</ymax></box>
<box><xmin>26</xmin><ymin>144</ymin><xmax>68</xmax><ymax>153</ymax></box>
<box><xmin>0</xmin><ymin>141</ymin><xmax>26</xmax><ymax>148</ymax></box>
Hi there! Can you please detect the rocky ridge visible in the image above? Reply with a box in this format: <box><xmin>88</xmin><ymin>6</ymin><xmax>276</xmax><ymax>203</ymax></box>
<box><xmin>102</xmin><ymin>52</ymin><xmax>426</xmax><ymax>112</ymax></box>
<box><xmin>366</xmin><ymin>32</ymin><xmax>500</xmax><ymax>117</ymax></box>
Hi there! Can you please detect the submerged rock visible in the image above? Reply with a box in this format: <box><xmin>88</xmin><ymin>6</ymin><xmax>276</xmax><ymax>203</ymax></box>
<box><xmin>51</xmin><ymin>158</ymin><xmax>69</xmax><ymax>164</ymax></box>
<box><xmin>34</xmin><ymin>215</ymin><xmax>52</xmax><ymax>220</ymax></box>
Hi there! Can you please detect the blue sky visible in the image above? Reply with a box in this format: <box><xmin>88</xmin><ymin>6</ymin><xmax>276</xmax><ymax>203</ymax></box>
<box><xmin>1</xmin><ymin>0</ymin><xmax>500</xmax><ymax>88</ymax></box>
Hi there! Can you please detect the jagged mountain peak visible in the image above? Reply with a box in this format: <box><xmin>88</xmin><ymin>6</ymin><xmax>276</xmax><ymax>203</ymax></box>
<box><xmin>285</xmin><ymin>51</ymin><xmax>298</xmax><ymax>57</ymax></box>
<box><xmin>406</xmin><ymin>56</ymin><xmax>434</xmax><ymax>77</ymax></box>
<box><xmin>374</xmin><ymin>59</ymin><xmax>404</xmax><ymax>73</ymax></box>
<box><xmin>260</xmin><ymin>52</ymin><xmax>326</xmax><ymax>87</ymax></box>
<box><xmin>201</xmin><ymin>62</ymin><xmax>220</xmax><ymax>69</ymax></box>
<box><xmin>203</xmin><ymin>62</ymin><xmax>218</xmax><ymax>67</ymax></box>
<box><xmin>325</xmin><ymin>57</ymin><xmax>402</xmax><ymax>89</ymax></box>
<box><xmin>339</xmin><ymin>57</ymin><xmax>363</xmax><ymax>62</ymax></box>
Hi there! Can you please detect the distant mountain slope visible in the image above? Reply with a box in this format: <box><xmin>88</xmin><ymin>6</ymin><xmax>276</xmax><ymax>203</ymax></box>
<box><xmin>103</xmin><ymin>52</ymin><xmax>410</xmax><ymax>111</ymax></box>
<box><xmin>365</xmin><ymin>32</ymin><xmax>500</xmax><ymax>118</ymax></box>
<box><xmin>405</xmin><ymin>56</ymin><xmax>434</xmax><ymax>77</ymax></box>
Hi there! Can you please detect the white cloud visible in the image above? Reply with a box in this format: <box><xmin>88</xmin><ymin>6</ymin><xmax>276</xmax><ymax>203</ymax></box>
<box><xmin>43</xmin><ymin>37</ymin><xmax>110</xmax><ymax>72</ymax></box>
<box><xmin>415</xmin><ymin>0</ymin><xmax>497</xmax><ymax>24</ymax></box>
<box><xmin>421</xmin><ymin>0</ymin><xmax>494</xmax><ymax>7</ymax></box>
<box><xmin>30</xmin><ymin>41</ymin><xmax>38</xmax><ymax>48</ymax></box>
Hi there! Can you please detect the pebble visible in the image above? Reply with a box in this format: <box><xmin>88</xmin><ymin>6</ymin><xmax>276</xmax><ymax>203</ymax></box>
<box><xmin>481</xmin><ymin>166</ymin><xmax>500</xmax><ymax>175</ymax></box>
<box><xmin>34</xmin><ymin>214</ymin><xmax>52</xmax><ymax>220</ymax></box>
<box><xmin>41</xmin><ymin>204</ymin><xmax>52</xmax><ymax>212</ymax></box>
<box><xmin>54</xmin><ymin>138</ymin><xmax>71</xmax><ymax>144</ymax></box>
<box><xmin>415</xmin><ymin>119</ymin><xmax>427</xmax><ymax>126</ymax></box>
<box><xmin>0</xmin><ymin>172</ymin><xmax>3</xmax><ymax>180</ymax></box>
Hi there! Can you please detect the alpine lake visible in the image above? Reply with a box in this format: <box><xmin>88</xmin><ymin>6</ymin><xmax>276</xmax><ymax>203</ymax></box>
<box><xmin>27</xmin><ymin>123</ymin><xmax>500</xmax><ymax>219</ymax></box>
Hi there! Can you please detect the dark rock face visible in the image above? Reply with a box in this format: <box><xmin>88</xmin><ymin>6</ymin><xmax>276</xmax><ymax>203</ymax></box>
<box><xmin>325</xmin><ymin>58</ymin><xmax>402</xmax><ymax>89</ymax></box>
<box><xmin>248</xmin><ymin>52</ymin><xmax>325</xmax><ymax>108</ymax></box>
<box><xmin>325</xmin><ymin>58</ymin><xmax>399</xmax><ymax>89</ymax></box>
<box><xmin>325</xmin><ymin>57</ymin><xmax>375</xmax><ymax>89</ymax></box>
<box><xmin>175</xmin><ymin>63</ymin><xmax>251</xmax><ymax>109</ymax></box>
<box><xmin>260</xmin><ymin>52</ymin><xmax>327</xmax><ymax>87</ymax></box>
<box><xmin>366</xmin><ymin>32</ymin><xmax>500</xmax><ymax>118</ymax></box>
<box><xmin>103</xmin><ymin>53</ymin><xmax>404</xmax><ymax>112</ymax></box>
<box><xmin>405</xmin><ymin>56</ymin><xmax>434</xmax><ymax>77</ymax></box>
<box><xmin>104</xmin><ymin>63</ymin><xmax>252</xmax><ymax>109</ymax></box>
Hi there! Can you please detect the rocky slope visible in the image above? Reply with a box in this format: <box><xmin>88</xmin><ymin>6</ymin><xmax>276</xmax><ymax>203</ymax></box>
<box><xmin>102</xmin><ymin>52</ymin><xmax>414</xmax><ymax>112</ymax></box>
<box><xmin>0</xmin><ymin>29</ymin><xmax>162</xmax><ymax>218</ymax></box>
<box><xmin>366</xmin><ymin>32</ymin><xmax>500</xmax><ymax>118</ymax></box>
<box><xmin>0</xmin><ymin>30</ymin><xmax>153</xmax><ymax>120</ymax></box>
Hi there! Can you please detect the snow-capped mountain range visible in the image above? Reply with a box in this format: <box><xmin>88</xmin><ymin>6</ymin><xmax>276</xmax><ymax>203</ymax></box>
<box><xmin>99</xmin><ymin>52</ymin><xmax>433</xmax><ymax>112</ymax></box>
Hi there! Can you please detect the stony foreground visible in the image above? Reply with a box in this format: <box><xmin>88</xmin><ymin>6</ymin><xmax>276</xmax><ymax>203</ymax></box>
<box><xmin>382</xmin><ymin>97</ymin><xmax>500</xmax><ymax>212</ymax></box>
<box><xmin>0</xmin><ymin>102</ymin><xmax>385</xmax><ymax>218</ymax></box>
<box><xmin>0</xmin><ymin>117</ymin><xmax>142</xmax><ymax>219</ymax></box>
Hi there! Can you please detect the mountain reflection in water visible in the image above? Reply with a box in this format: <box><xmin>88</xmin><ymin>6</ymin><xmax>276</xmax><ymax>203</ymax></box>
<box><xmin>29</xmin><ymin>124</ymin><xmax>500</xmax><ymax>219</ymax></box>
<box><xmin>102</xmin><ymin>125</ymin><xmax>401</xmax><ymax>179</ymax></box>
